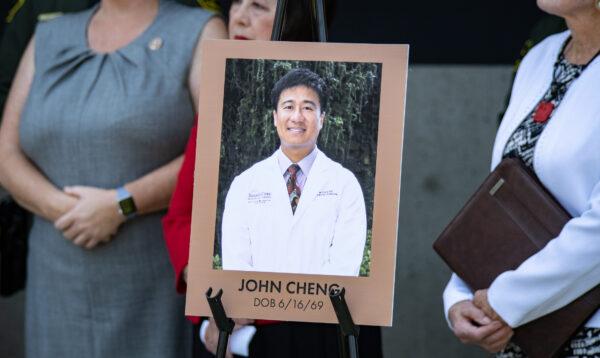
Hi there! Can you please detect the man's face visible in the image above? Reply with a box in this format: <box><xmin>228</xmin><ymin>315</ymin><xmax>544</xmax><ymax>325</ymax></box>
<box><xmin>273</xmin><ymin>85</ymin><xmax>325</xmax><ymax>152</ymax></box>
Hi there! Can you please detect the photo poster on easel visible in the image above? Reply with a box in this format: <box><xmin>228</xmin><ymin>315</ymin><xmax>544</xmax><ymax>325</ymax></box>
<box><xmin>186</xmin><ymin>40</ymin><xmax>408</xmax><ymax>326</ymax></box>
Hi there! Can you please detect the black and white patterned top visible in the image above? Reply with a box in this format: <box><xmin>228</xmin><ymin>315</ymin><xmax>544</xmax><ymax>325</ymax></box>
<box><xmin>497</xmin><ymin>327</ymin><xmax>600</xmax><ymax>358</ymax></box>
<box><xmin>502</xmin><ymin>40</ymin><xmax>586</xmax><ymax>169</ymax></box>
<box><xmin>497</xmin><ymin>37</ymin><xmax>600</xmax><ymax>358</ymax></box>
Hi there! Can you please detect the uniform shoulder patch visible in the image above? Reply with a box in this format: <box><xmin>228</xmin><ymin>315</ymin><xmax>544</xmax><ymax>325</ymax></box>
<box><xmin>37</xmin><ymin>12</ymin><xmax>64</xmax><ymax>22</ymax></box>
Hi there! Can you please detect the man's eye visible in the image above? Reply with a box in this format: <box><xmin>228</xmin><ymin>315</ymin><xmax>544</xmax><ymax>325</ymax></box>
<box><xmin>252</xmin><ymin>1</ymin><xmax>268</xmax><ymax>11</ymax></box>
<box><xmin>303</xmin><ymin>106</ymin><xmax>314</xmax><ymax>111</ymax></box>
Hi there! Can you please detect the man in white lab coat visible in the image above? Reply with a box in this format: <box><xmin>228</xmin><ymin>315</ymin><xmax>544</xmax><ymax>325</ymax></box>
<box><xmin>221</xmin><ymin>68</ymin><xmax>367</xmax><ymax>276</ymax></box>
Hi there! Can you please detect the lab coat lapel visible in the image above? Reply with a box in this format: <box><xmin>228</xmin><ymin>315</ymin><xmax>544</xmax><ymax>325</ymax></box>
<box><xmin>291</xmin><ymin>150</ymin><xmax>330</xmax><ymax>226</ymax></box>
<box><xmin>266</xmin><ymin>152</ymin><xmax>295</xmax><ymax>224</ymax></box>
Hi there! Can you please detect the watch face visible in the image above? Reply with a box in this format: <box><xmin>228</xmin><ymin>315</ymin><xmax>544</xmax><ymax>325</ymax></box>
<box><xmin>119</xmin><ymin>198</ymin><xmax>136</xmax><ymax>216</ymax></box>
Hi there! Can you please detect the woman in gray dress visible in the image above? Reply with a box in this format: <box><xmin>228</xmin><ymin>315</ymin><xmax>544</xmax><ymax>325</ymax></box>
<box><xmin>0</xmin><ymin>0</ymin><xmax>226</xmax><ymax>356</ymax></box>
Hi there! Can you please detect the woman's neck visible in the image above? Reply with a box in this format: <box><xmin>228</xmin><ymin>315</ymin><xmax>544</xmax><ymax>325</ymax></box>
<box><xmin>565</xmin><ymin>10</ymin><xmax>600</xmax><ymax>65</ymax></box>
<box><xmin>88</xmin><ymin>0</ymin><xmax>159</xmax><ymax>53</ymax></box>
<box><xmin>98</xmin><ymin>0</ymin><xmax>158</xmax><ymax>20</ymax></box>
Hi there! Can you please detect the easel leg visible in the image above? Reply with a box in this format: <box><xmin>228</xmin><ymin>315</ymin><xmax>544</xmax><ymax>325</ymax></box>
<box><xmin>337</xmin><ymin>326</ymin><xmax>348</xmax><ymax>358</ymax></box>
<box><xmin>216</xmin><ymin>332</ymin><xmax>230</xmax><ymax>358</ymax></box>
<box><xmin>206</xmin><ymin>288</ymin><xmax>235</xmax><ymax>358</ymax></box>
<box><xmin>347</xmin><ymin>334</ymin><xmax>359</xmax><ymax>358</ymax></box>
<box><xmin>330</xmin><ymin>288</ymin><xmax>360</xmax><ymax>358</ymax></box>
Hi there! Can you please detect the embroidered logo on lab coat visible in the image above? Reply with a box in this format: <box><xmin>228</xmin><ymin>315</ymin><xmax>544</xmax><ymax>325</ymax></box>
<box><xmin>248</xmin><ymin>192</ymin><xmax>272</xmax><ymax>204</ymax></box>
<box><xmin>316</xmin><ymin>190</ymin><xmax>339</xmax><ymax>198</ymax></box>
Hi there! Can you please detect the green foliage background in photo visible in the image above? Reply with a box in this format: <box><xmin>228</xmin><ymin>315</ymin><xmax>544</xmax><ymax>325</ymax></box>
<box><xmin>214</xmin><ymin>59</ymin><xmax>382</xmax><ymax>277</ymax></box>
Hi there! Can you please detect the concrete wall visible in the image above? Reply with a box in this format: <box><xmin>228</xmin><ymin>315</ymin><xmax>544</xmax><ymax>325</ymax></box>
<box><xmin>381</xmin><ymin>65</ymin><xmax>512</xmax><ymax>357</ymax></box>
<box><xmin>0</xmin><ymin>64</ymin><xmax>513</xmax><ymax>357</ymax></box>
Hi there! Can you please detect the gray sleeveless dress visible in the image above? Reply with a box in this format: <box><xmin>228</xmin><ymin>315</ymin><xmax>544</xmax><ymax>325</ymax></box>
<box><xmin>19</xmin><ymin>2</ymin><xmax>213</xmax><ymax>356</ymax></box>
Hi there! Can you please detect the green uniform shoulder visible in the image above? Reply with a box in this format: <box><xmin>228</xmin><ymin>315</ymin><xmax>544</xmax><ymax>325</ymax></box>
<box><xmin>37</xmin><ymin>11</ymin><xmax>63</xmax><ymax>22</ymax></box>
<box><xmin>176</xmin><ymin>0</ymin><xmax>221</xmax><ymax>13</ymax></box>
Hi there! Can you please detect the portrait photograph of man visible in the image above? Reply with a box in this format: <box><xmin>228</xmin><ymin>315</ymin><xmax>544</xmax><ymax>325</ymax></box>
<box><xmin>214</xmin><ymin>60</ymin><xmax>382</xmax><ymax>277</ymax></box>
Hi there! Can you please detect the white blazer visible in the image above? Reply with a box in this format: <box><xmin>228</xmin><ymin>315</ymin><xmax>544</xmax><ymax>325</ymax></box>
<box><xmin>221</xmin><ymin>149</ymin><xmax>367</xmax><ymax>276</ymax></box>
<box><xmin>444</xmin><ymin>31</ymin><xmax>600</xmax><ymax>328</ymax></box>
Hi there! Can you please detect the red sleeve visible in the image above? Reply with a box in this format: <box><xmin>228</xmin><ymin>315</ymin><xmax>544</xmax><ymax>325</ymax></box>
<box><xmin>162</xmin><ymin>121</ymin><xmax>276</xmax><ymax>327</ymax></box>
<box><xmin>162</xmin><ymin>122</ymin><xmax>197</xmax><ymax>295</ymax></box>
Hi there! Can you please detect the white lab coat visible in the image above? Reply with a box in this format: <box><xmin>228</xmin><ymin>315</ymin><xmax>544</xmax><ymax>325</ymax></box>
<box><xmin>221</xmin><ymin>149</ymin><xmax>367</xmax><ymax>276</ymax></box>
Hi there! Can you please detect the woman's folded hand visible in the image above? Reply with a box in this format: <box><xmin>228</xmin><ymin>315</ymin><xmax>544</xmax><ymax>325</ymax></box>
<box><xmin>473</xmin><ymin>289</ymin><xmax>505</xmax><ymax>323</ymax></box>
<box><xmin>449</xmin><ymin>299</ymin><xmax>513</xmax><ymax>353</ymax></box>
<box><xmin>54</xmin><ymin>186</ymin><xmax>125</xmax><ymax>249</ymax></box>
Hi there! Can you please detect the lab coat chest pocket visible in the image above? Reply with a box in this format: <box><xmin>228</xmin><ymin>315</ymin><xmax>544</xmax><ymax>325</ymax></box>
<box><xmin>305</xmin><ymin>189</ymin><xmax>341</xmax><ymax>245</ymax></box>
<box><xmin>246</xmin><ymin>191</ymin><xmax>275</xmax><ymax>221</ymax></box>
<box><xmin>246</xmin><ymin>191</ymin><xmax>277</xmax><ymax>250</ymax></box>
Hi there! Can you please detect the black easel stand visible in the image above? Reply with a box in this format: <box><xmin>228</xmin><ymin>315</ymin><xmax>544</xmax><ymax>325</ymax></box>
<box><xmin>329</xmin><ymin>288</ymin><xmax>360</xmax><ymax>358</ymax></box>
<box><xmin>206</xmin><ymin>288</ymin><xmax>235</xmax><ymax>358</ymax></box>
<box><xmin>271</xmin><ymin>0</ymin><xmax>328</xmax><ymax>42</ymax></box>
<box><xmin>311</xmin><ymin>0</ymin><xmax>327</xmax><ymax>42</ymax></box>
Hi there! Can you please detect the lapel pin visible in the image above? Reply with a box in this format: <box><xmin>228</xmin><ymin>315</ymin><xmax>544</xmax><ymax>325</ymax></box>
<box><xmin>148</xmin><ymin>37</ymin><xmax>163</xmax><ymax>51</ymax></box>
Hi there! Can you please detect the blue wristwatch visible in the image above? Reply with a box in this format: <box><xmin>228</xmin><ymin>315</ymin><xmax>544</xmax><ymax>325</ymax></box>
<box><xmin>116</xmin><ymin>187</ymin><xmax>137</xmax><ymax>219</ymax></box>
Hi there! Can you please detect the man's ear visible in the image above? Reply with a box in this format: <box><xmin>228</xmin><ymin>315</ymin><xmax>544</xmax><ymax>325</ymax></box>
<box><xmin>273</xmin><ymin>110</ymin><xmax>278</xmax><ymax>126</ymax></box>
<box><xmin>318</xmin><ymin>112</ymin><xmax>325</xmax><ymax>129</ymax></box>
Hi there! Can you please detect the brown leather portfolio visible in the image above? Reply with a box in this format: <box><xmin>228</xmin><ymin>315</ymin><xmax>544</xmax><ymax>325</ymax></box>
<box><xmin>433</xmin><ymin>158</ymin><xmax>600</xmax><ymax>358</ymax></box>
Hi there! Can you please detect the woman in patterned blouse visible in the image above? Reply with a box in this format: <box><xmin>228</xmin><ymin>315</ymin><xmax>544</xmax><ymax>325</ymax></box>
<box><xmin>444</xmin><ymin>1</ymin><xmax>600</xmax><ymax>357</ymax></box>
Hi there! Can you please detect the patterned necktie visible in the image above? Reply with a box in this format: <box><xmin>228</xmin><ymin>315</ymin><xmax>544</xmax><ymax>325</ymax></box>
<box><xmin>286</xmin><ymin>164</ymin><xmax>301</xmax><ymax>214</ymax></box>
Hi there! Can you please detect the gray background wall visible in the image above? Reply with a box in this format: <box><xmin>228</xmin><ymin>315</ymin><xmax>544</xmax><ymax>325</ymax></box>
<box><xmin>0</xmin><ymin>64</ymin><xmax>512</xmax><ymax>357</ymax></box>
<box><xmin>381</xmin><ymin>65</ymin><xmax>511</xmax><ymax>357</ymax></box>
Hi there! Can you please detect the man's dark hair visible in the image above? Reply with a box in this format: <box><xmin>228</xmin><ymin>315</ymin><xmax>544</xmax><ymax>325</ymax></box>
<box><xmin>270</xmin><ymin>68</ymin><xmax>327</xmax><ymax>111</ymax></box>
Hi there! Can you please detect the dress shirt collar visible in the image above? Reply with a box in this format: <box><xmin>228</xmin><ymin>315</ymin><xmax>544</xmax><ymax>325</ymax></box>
<box><xmin>277</xmin><ymin>146</ymin><xmax>318</xmax><ymax>177</ymax></box>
